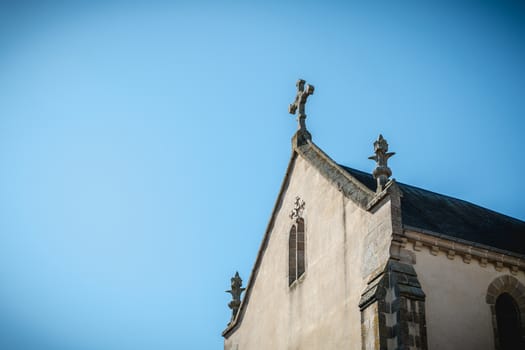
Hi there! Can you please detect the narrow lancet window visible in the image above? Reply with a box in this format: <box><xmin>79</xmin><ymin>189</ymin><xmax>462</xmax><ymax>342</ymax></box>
<box><xmin>288</xmin><ymin>225</ymin><xmax>297</xmax><ymax>285</ymax></box>
<box><xmin>289</xmin><ymin>218</ymin><xmax>305</xmax><ymax>285</ymax></box>
<box><xmin>296</xmin><ymin>218</ymin><xmax>305</xmax><ymax>278</ymax></box>
<box><xmin>289</xmin><ymin>197</ymin><xmax>306</xmax><ymax>286</ymax></box>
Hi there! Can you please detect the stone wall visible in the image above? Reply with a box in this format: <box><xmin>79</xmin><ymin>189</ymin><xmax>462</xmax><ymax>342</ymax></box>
<box><xmin>406</xmin><ymin>235</ymin><xmax>525</xmax><ymax>350</ymax></box>
<box><xmin>224</xmin><ymin>155</ymin><xmax>395</xmax><ymax>350</ymax></box>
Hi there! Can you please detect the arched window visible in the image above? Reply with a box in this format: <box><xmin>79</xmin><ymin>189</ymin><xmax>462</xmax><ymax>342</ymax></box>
<box><xmin>288</xmin><ymin>225</ymin><xmax>297</xmax><ymax>285</ymax></box>
<box><xmin>486</xmin><ymin>275</ymin><xmax>525</xmax><ymax>350</ymax></box>
<box><xmin>296</xmin><ymin>218</ymin><xmax>305</xmax><ymax>278</ymax></box>
<box><xmin>289</xmin><ymin>218</ymin><xmax>305</xmax><ymax>286</ymax></box>
<box><xmin>496</xmin><ymin>293</ymin><xmax>522</xmax><ymax>350</ymax></box>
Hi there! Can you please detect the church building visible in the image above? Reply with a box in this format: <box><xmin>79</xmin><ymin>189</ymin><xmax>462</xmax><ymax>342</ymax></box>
<box><xmin>223</xmin><ymin>80</ymin><xmax>525</xmax><ymax>350</ymax></box>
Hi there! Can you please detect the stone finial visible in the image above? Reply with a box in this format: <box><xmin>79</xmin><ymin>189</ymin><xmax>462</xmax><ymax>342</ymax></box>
<box><xmin>289</xmin><ymin>79</ymin><xmax>314</xmax><ymax>132</ymax></box>
<box><xmin>225</xmin><ymin>271</ymin><xmax>245</xmax><ymax>324</ymax></box>
<box><xmin>368</xmin><ymin>134</ymin><xmax>395</xmax><ymax>192</ymax></box>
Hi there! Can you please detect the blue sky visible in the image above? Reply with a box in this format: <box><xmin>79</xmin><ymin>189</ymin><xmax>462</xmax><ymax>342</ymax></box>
<box><xmin>0</xmin><ymin>1</ymin><xmax>524</xmax><ymax>349</ymax></box>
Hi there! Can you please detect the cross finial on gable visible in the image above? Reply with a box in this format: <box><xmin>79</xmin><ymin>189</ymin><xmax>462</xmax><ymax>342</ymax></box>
<box><xmin>289</xmin><ymin>79</ymin><xmax>314</xmax><ymax>132</ymax></box>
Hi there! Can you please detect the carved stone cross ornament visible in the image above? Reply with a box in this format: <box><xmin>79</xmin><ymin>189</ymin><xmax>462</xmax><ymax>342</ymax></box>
<box><xmin>289</xmin><ymin>196</ymin><xmax>306</xmax><ymax>220</ymax></box>
<box><xmin>368</xmin><ymin>134</ymin><xmax>395</xmax><ymax>192</ymax></box>
<box><xmin>289</xmin><ymin>79</ymin><xmax>314</xmax><ymax>131</ymax></box>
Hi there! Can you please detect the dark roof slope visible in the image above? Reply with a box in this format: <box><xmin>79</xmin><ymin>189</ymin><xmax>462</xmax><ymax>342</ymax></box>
<box><xmin>340</xmin><ymin>165</ymin><xmax>525</xmax><ymax>256</ymax></box>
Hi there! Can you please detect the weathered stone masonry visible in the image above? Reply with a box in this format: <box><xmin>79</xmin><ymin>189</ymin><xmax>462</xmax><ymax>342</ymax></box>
<box><xmin>359</xmin><ymin>260</ymin><xmax>428</xmax><ymax>350</ymax></box>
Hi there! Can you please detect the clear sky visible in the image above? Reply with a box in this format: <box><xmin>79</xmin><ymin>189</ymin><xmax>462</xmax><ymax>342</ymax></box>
<box><xmin>0</xmin><ymin>1</ymin><xmax>524</xmax><ymax>349</ymax></box>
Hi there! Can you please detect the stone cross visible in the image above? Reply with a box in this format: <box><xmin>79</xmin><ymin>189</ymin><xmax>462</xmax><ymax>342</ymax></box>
<box><xmin>225</xmin><ymin>271</ymin><xmax>245</xmax><ymax>324</ymax></box>
<box><xmin>289</xmin><ymin>196</ymin><xmax>306</xmax><ymax>220</ymax></box>
<box><xmin>368</xmin><ymin>134</ymin><xmax>395</xmax><ymax>192</ymax></box>
<box><xmin>289</xmin><ymin>79</ymin><xmax>314</xmax><ymax>131</ymax></box>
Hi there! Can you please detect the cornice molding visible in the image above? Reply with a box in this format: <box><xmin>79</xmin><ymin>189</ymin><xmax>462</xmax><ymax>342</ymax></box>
<box><xmin>403</xmin><ymin>227</ymin><xmax>525</xmax><ymax>273</ymax></box>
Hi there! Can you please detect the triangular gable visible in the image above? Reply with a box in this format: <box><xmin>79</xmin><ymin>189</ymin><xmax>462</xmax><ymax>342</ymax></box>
<box><xmin>223</xmin><ymin>133</ymin><xmax>384</xmax><ymax>336</ymax></box>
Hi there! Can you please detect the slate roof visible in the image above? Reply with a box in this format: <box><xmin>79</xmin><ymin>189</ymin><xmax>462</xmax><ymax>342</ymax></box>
<box><xmin>340</xmin><ymin>165</ymin><xmax>525</xmax><ymax>256</ymax></box>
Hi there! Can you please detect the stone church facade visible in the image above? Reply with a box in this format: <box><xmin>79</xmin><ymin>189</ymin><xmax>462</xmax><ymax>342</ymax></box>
<box><xmin>223</xmin><ymin>80</ymin><xmax>525</xmax><ymax>350</ymax></box>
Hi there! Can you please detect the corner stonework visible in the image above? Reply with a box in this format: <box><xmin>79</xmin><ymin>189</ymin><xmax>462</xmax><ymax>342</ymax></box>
<box><xmin>359</xmin><ymin>260</ymin><xmax>428</xmax><ymax>350</ymax></box>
